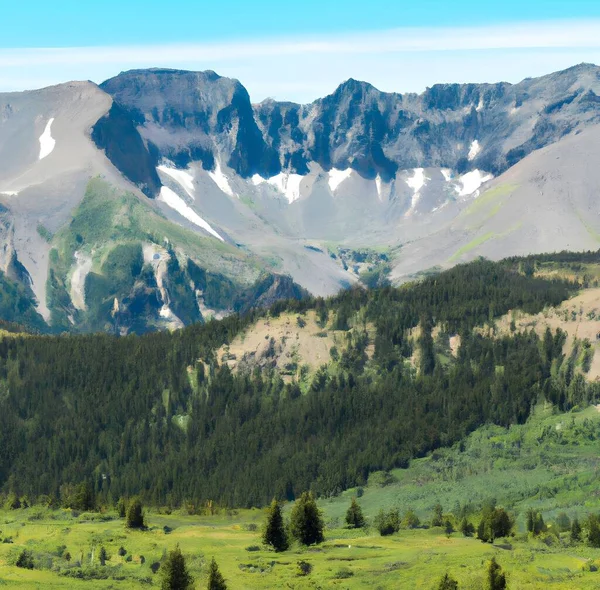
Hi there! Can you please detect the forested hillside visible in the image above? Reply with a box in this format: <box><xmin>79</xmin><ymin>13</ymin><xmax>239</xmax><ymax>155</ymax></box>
<box><xmin>1</xmin><ymin>255</ymin><xmax>598</xmax><ymax>509</ymax></box>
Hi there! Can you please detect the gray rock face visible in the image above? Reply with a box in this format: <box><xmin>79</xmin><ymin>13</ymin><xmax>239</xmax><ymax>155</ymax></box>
<box><xmin>101</xmin><ymin>63</ymin><xmax>600</xmax><ymax>180</ymax></box>
<box><xmin>100</xmin><ymin>69</ymin><xmax>280</xmax><ymax>177</ymax></box>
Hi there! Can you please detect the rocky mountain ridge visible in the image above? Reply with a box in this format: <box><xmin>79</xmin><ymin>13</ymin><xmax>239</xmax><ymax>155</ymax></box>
<box><xmin>0</xmin><ymin>63</ymin><xmax>598</xmax><ymax>332</ymax></box>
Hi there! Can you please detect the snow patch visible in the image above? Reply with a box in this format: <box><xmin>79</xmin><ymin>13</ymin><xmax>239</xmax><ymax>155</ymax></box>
<box><xmin>441</xmin><ymin>169</ymin><xmax>453</xmax><ymax>182</ymax></box>
<box><xmin>476</xmin><ymin>97</ymin><xmax>484</xmax><ymax>112</ymax></box>
<box><xmin>375</xmin><ymin>175</ymin><xmax>383</xmax><ymax>201</ymax></box>
<box><xmin>0</xmin><ymin>190</ymin><xmax>18</xmax><ymax>196</ymax></box>
<box><xmin>267</xmin><ymin>172</ymin><xmax>303</xmax><ymax>204</ymax></box>
<box><xmin>158</xmin><ymin>165</ymin><xmax>195</xmax><ymax>199</ymax></box>
<box><xmin>328</xmin><ymin>168</ymin><xmax>352</xmax><ymax>192</ymax></box>
<box><xmin>39</xmin><ymin>118</ymin><xmax>56</xmax><ymax>160</ymax></box>
<box><xmin>405</xmin><ymin>168</ymin><xmax>428</xmax><ymax>216</ymax></box>
<box><xmin>159</xmin><ymin>186</ymin><xmax>224</xmax><ymax>241</ymax></box>
<box><xmin>468</xmin><ymin>140</ymin><xmax>481</xmax><ymax>161</ymax></box>
<box><xmin>406</xmin><ymin>168</ymin><xmax>426</xmax><ymax>194</ymax></box>
<box><xmin>208</xmin><ymin>161</ymin><xmax>235</xmax><ymax>197</ymax></box>
<box><xmin>159</xmin><ymin>305</ymin><xmax>173</xmax><ymax>319</ymax></box>
<box><xmin>456</xmin><ymin>170</ymin><xmax>493</xmax><ymax>197</ymax></box>
<box><xmin>251</xmin><ymin>174</ymin><xmax>266</xmax><ymax>186</ymax></box>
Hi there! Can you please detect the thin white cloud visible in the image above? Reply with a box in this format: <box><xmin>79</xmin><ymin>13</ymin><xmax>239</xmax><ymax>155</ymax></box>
<box><xmin>0</xmin><ymin>19</ymin><xmax>599</xmax><ymax>102</ymax></box>
<box><xmin>1</xmin><ymin>19</ymin><xmax>600</xmax><ymax>67</ymax></box>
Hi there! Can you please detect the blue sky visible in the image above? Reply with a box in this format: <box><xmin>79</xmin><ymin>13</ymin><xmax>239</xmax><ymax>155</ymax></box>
<box><xmin>2</xmin><ymin>1</ymin><xmax>600</xmax><ymax>101</ymax></box>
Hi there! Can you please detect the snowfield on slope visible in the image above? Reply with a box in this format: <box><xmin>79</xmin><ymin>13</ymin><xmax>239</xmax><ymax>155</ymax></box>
<box><xmin>158</xmin><ymin>165</ymin><xmax>195</xmax><ymax>198</ymax></box>
<box><xmin>39</xmin><ymin>118</ymin><xmax>56</xmax><ymax>160</ymax></box>
<box><xmin>208</xmin><ymin>161</ymin><xmax>236</xmax><ymax>197</ymax></box>
<box><xmin>158</xmin><ymin>186</ymin><xmax>224</xmax><ymax>241</ymax></box>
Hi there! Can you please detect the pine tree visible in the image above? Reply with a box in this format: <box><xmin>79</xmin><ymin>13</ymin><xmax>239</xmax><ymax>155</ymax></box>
<box><xmin>263</xmin><ymin>499</ymin><xmax>289</xmax><ymax>552</ymax></box>
<box><xmin>290</xmin><ymin>491</ymin><xmax>324</xmax><ymax>546</ymax></box>
<box><xmin>431</xmin><ymin>503</ymin><xmax>444</xmax><ymax>527</ymax></box>
<box><xmin>99</xmin><ymin>546</ymin><xmax>107</xmax><ymax>566</ymax></box>
<box><xmin>207</xmin><ymin>557</ymin><xmax>227</xmax><ymax>590</ymax></box>
<box><xmin>345</xmin><ymin>497</ymin><xmax>366</xmax><ymax>529</ymax></box>
<box><xmin>444</xmin><ymin>518</ymin><xmax>454</xmax><ymax>537</ymax></box>
<box><xmin>437</xmin><ymin>573</ymin><xmax>459</xmax><ymax>590</ymax></box>
<box><xmin>485</xmin><ymin>557</ymin><xmax>506</xmax><ymax>590</ymax></box>
<box><xmin>587</xmin><ymin>514</ymin><xmax>600</xmax><ymax>547</ymax></box>
<box><xmin>160</xmin><ymin>545</ymin><xmax>193</xmax><ymax>590</ymax></box>
<box><xmin>571</xmin><ymin>517</ymin><xmax>582</xmax><ymax>543</ymax></box>
<box><xmin>116</xmin><ymin>497</ymin><xmax>127</xmax><ymax>518</ymax></box>
<box><xmin>126</xmin><ymin>497</ymin><xmax>145</xmax><ymax>529</ymax></box>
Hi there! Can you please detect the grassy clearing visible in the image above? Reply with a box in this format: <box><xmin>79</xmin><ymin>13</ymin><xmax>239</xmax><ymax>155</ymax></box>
<box><xmin>1</xmin><ymin>506</ymin><xmax>600</xmax><ymax>589</ymax></box>
<box><xmin>449</xmin><ymin>223</ymin><xmax>521</xmax><ymax>262</ymax></box>
<box><xmin>462</xmin><ymin>183</ymin><xmax>517</xmax><ymax>218</ymax></box>
<box><xmin>2</xmin><ymin>405</ymin><xmax>600</xmax><ymax>588</ymax></box>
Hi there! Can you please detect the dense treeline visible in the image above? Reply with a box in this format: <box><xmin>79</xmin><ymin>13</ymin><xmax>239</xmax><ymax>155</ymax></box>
<box><xmin>0</xmin><ymin>258</ymin><xmax>596</xmax><ymax>508</ymax></box>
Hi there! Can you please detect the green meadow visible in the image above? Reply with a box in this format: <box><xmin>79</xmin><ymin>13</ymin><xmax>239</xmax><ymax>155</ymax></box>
<box><xmin>2</xmin><ymin>404</ymin><xmax>600</xmax><ymax>588</ymax></box>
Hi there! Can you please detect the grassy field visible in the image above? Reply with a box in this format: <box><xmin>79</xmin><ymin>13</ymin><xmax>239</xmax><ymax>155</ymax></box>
<box><xmin>2</xmin><ymin>404</ymin><xmax>600</xmax><ymax>588</ymax></box>
<box><xmin>2</xmin><ymin>507</ymin><xmax>600</xmax><ymax>589</ymax></box>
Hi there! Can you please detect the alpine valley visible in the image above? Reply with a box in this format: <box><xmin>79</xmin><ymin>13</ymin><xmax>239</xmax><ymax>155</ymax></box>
<box><xmin>1</xmin><ymin>63</ymin><xmax>600</xmax><ymax>333</ymax></box>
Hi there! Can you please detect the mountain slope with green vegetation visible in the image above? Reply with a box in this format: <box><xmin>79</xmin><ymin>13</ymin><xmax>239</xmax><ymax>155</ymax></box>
<box><xmin>42</xmin><ymin>178</ymin><xmax>306</xmax><ymax>333</ymax></box>
<box><xmin>1</xmin><ymin>255</ymin><xmax>595</xmax><ymax>509</ymax></box>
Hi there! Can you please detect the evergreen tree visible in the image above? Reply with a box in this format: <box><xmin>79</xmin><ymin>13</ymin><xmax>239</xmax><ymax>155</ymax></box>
<box><xmin>444</xmin><ymin>518</ymin><xmax>454</xmax><ymax>537</ymax></box>
<box><xmin>485</xmin><ymin>558</ymin><xmax>506</xmax><ymax>590</ymax></box>
<box><xmin>402</xmin><ymin>509</ymin><xmax>420</xmax><ymax>529</ymax></box>
<box><xmin>571</xmin><ymin>517</ymin><xmax>582</xmax><ymax>543</ymax></box>
<box><xmin>160</xmin><ymin>545</ymin><xmax>193</xmax><ymax>590</ymax></box>
<box><xmin>116</xmin><ymin>497</ymin><xmax>127</xmax><ymax>518</ymax></box>
<box><xmin>345</xmin><ymin>497</ymin><xmax>366</xmax><ymax>529</ymax></box>
<box><xmin>99</xmin><ymin>546</ymin><xmax>107</xmax><ymax>566</ymax></box>
<box><xmin>437</xmin><ymin>573</ymin><xmax>459</xmax><ymax>590</ymax></box>
<box><xmin>126</xmin><ymin>497</ymin><xmax>145</xmax><ymax>529</ymax></box>
<box><xmin>263</xmin><ymin>499</ymin><xmax>289</xmax><ymax>552</ymax></box>
<box><xmin>460</xmin><ymin>517</ymin><xmax>474</xmax><ymax>537</ymax></box>
<box><xmin>207</xmin><ymin>557</ymin><xmax>227</xmax><ymax>590</ymax></box>
<box><xmin>290</xmin><ymin>492</ymin><xmax>324</xmax><ymax>546</ymax></box>
<box><xmin>587</xmin><ymin>514</ymin><xmax>600</xmax><ymax>548</ymax></box>
<box><xmin>431</xmin><ymin>503</ymin><xmax>444</xmax><ymax>527</ymax></box>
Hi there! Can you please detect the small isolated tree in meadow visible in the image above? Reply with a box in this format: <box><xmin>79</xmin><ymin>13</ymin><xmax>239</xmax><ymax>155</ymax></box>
<box><xmin>444</xmin><ymin>518</ymin><xmax>454</xmax><ymax>537</ymax></box>
<box><xmin>402</xmin><ymin>509</ymin><xmax>420</xmax><ymax>529</ymax></box>
<box><xmin>207</xmin><ymin>557</ymin><xmax>227</xmax><ymax>590</ymax></box>
<box><xmin>374</xmin><ymin>509</ymin><xmax>400</xmax><ymax>536</ymax></box>
<box><xmin>263</xmin><ymin>498</ymin><xmax>289</xmax><ymax>552</ymax></box>
<box><xmin>485</xmin><ymin>557</ymin><xmax>507</xmax><ymax>590</ymax></box>
<box><xmin>99</xmin><ymin>546</ymin><xmax>107</xmax><ymax>566</ymax></box>
<box><xmin>460</xmin><ymin>517</ymin><xmax>475</xmax><ymax>537</ymax></box>
<box><xmin>290</xmin><ymin>492</ymin><xmax>324</xmax><ymax>546</ymax></box>
<box><xmin>345</xmin><ymin>497</ymin><xmax>366</xmax><ymax>529</ymax></box>
<box><xmin>160</xmin><ymin>545</ymin><xmax>194</xmax><ymax>590</ymax></box>
<box><xmin>126</xmin><ymin>497</ymin><xmax>145</xmax><ymax>529</ymax></box>
<box><xmin>431</xmin><ymin>503</ymin><xmax>444</xmax><ymax>527</ymax></box>
<box><xmin>437</xmin><ymin>572</ymin><xmax>459</xmax><ymax>590</ymax></box>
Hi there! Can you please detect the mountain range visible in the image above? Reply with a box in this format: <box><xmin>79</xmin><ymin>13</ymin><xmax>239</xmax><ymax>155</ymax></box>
<box><xmin>0</xmin><ymin>63</ymin><xmax>599</xmax><ymax>333</ymax></box>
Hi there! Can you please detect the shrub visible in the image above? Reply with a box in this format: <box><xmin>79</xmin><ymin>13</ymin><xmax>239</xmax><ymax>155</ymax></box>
<box><xmin>296</xmin><ymin>560</ymin><xmax>312</xmax><ymax>576</ymax></box>
<box><xmin>333</xmin><ymin>566</ymin><xmax>353</xmax><ymax>579</ymax></box>
<box><xmin>374</xmin><ymin>509</ymin><xmax>400</xmax><ymax>536</ymax></box>
<box><xmin>16</xmin><ymin>549</ymin><xmax>34</xmax><ymax>569</ymax></box>
<box><xmin>402</xmin><ymin>509</ymin><xmax>420</xmax><ymax>529</ymax></box>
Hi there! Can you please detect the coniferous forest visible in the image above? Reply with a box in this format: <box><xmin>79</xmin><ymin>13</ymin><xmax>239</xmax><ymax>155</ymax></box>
<box><xmin>1</xmin><ymin>256</ymin><xmax>598</xmax><ymax>509</ymax></box>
